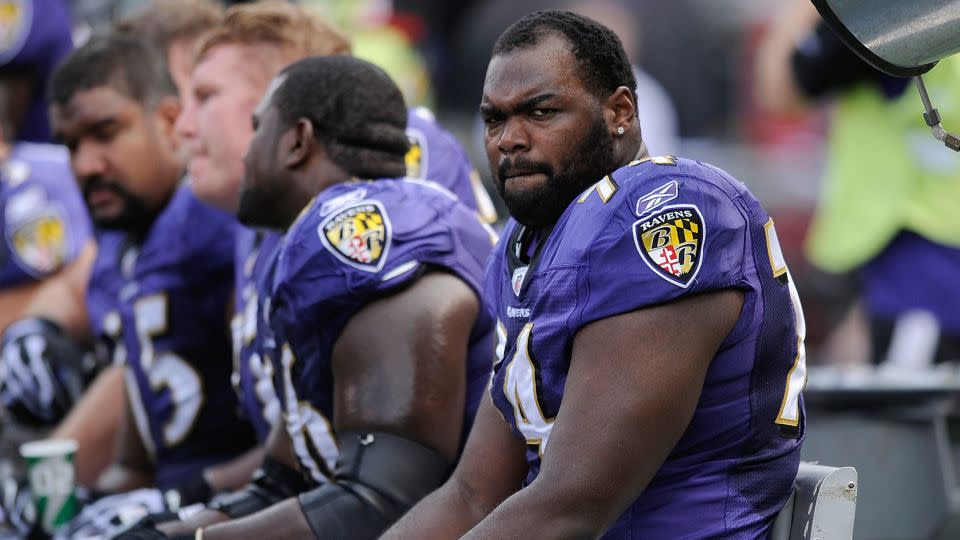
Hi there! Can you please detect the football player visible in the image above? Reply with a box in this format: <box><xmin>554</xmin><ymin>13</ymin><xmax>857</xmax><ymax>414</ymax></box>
<box><xmin>1</xmin><ymin>0</ymin><xmax>229</xmax><ymax>484</ymax></box>
<box><xmin>0</xmin><ymin>0</ymin><xmax>96</xmax><ymax>424</ymax></box>
<box><xmin>45</xmin><ymin>33</ymin><xmax>255</xmax><ymax>500</ymax></box>
<box><xmin>0</xmin><ymin>139</ymin><xmax>94</xmax><ymax>423</ymax></box>
<box><xmin>114</xmin><ymin>0</ymin><xmax>224</xmax><ymax>113</ymax></box>
<box><xmin>130</xmin><ymin>55</ymin><xmax>495</xmax><ymax>540</ymax></box>
<box><xmin>383</xmin><ymin>10</ymin><xmax>806</xmax><ymax>539</ymax></box>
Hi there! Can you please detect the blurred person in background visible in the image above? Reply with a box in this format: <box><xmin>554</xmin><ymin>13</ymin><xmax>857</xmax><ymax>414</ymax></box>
<box><xmin>48</xmin><ymin>28</ymin><xmax>255</xmax><ymax>506</ymax></box>
<box><xmin>115</xmin><ymin>0</ymin><xmax>223</xmax><ymax>119</ymax></box>
<box><xmin>306</xmin><ymin>0</ymin><xmax>435</xmax><ymax>108</ymax></box>
<box><xmin>0</xmin><ymin>0</ymin><xmax>92</xmax><ymax>332</ymax></box>
<box><xmin>0</xmin><ymin>124</ymin><xmax>94</xmax><ymax>539</ymax></box>
<box><xmin>0</xmin><ymin>133</ymin><xmax>94</xmax><ymax>424</ymax></box>
<box><xmin>0</xmin><ymin>33</ymin><xmax>259</xmax><ymax>538</ymax></box>
<box><xmin>756</xmin><ymin>0</ymin><xmax>960</xmax><ymax>367</ymax></box>
<box><xmin>1</xmin><ymin>0</ymin><xmax>228</xmax><ymax>498</ymax></box>
<box><xmin>0</xmin><ymin>0</ymin><xmax>95</xmax><ymax>517</ymax></box>
<box><xmin>0</xmin><ymin>0</ymin><xmax>73</xmax><ymax>143</ymax></box>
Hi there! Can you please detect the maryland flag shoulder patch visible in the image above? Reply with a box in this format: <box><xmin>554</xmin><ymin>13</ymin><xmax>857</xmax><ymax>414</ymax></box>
<box><xmin>631</xmin><ymin>204</ymin><xmax>704</xmax><ymax>288</ymax></box>
<box><xmin>9</xmin><ymin>212</ymin><xmax>68</xmax><ymax>276</ymax></box>
<box><xmin>317</xmin><ymin>200</ymin><xmax>391</xmax><ymax>272</ymax></box>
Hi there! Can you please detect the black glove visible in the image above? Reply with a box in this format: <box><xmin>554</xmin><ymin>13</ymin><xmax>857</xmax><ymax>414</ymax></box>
<box><xmin>0</xmin><ymin>318</ymin><xmax>97</xmax><ymax>426</ymax></box>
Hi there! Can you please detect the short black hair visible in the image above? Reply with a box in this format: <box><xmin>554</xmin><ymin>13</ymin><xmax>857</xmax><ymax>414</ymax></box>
<box><xmin>273</xmin><ymin>55</ymin><xmax>409</xmax><ymax>179</ymax></box>
<box><xmin>492</xmin><ymin>9</ymin><xmax>637</xmax><ymax>102</ymax></box>
<box><xmin>49</xmin><ymin>33</ymin><xmax>177</xmax><ymax>108</ymax></box>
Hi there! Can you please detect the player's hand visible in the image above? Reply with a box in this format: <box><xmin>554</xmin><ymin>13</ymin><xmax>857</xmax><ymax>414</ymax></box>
<box><xmin>58</xmin><ymin>487</ymin><xmax>206</xmax><ymax>540</ymax></box>
<box><xmin>56</xmin><ymin>489</ymin><xmax>168</xmax><ymax>540</ymax></box>
<box><xmin>0</xmin><ymin>318</ymin><xmax>96</xmax><ymax>426</ymax></box>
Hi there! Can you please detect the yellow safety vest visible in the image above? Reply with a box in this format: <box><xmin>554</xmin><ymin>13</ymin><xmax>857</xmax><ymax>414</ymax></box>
<box><xmin>806</xmin><ymin>56</ymin><xmax>960</xmax><ymax>272</ymax></box>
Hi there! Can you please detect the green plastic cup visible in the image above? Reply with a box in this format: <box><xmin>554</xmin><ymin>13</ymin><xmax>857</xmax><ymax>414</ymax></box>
<box><xmin>19</xmin><ymin>439</ymin><xmax>78</xmax><ymax>533</ymax></box>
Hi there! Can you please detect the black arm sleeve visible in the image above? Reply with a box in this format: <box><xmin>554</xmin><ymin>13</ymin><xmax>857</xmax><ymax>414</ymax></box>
<box><xmin>298</xmin><ymin>431</ymin><xmax>451</xmax><ymax>540</ymax></box>
<box><xmin>791</xmin><ymin>20</ymin><xmax>909</xmax><ymax>99</ymax></box>
<box><xmin>208</xmin><ymin>455</ymin><xmax>312</xmax><ymax>519</ymax></box>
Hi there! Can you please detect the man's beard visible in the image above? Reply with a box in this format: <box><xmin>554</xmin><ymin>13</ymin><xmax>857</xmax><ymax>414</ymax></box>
<box><xmin>237</xmin><ymin>180</ymin><xmax>288</xmax><ymax>230</ymax></box>
<box><xmin>236</xmin><ymin>184</ymin><xmax>266</xmax><ymax>228</ymax></box>
<box><xmin>83</xmin><ymin>177</ymin><xmax>155</xmax><ymax>234</ymax></box>
<box><xmin>492</xmin><ymin>115</ymin><xmax>616</xmax><ymax>229</ymax></box>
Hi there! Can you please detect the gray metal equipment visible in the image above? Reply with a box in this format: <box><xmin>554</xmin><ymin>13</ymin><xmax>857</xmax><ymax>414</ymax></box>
<box><xmin>811</xmin><ymin>0</ymin><xmax>960</xmax><ymax>151</ymax></box>
<box><xmin>770</xmin><ymin>463</ymin><xmax>859</xmax><ymax>540</ymax></box>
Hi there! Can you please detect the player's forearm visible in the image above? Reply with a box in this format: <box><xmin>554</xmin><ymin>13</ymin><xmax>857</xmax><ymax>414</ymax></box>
<box><xmin>382</xmin><ymin>479</ymin><xmax>492</xmax><ymax>539</ymax></box>
<box><xmin>200</xmin><ymin>498</ymin><xmax>312</xmax><ymax>540</ymax></box>
<box><xmin>205</xmin><ymin>445</ymin><xmax>266</xmax><ymax>492</ymax></box>
<box><xmin>0</xmin><ymin>281</ymin><xmax>41</xmax><ymax>332</ymax></box>
<box><xmin>94</xmin><ymin>462</ymin><xmax>154</xmax><ymax>493</ymax></box>
<box><xmin>157</xmin><ymin>509</ymin><xmax>230</xmax><ymax>537</ymax></box>
<box><xmin>461</xmin><ymin>483</ymin><xmax>606</xmax><ymax>540</ymax></box>
<box><xmin>52</xmin><ymin>365</ymin><xmax>125</xmax><ymax>486</ymax></box>
<box><xmin>22</xmin><ymin>241</ymin><xmax>95</xmax><ymax>343</ymax></box>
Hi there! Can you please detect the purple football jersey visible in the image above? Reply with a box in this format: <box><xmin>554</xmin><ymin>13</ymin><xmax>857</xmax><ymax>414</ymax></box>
<box><xmin>0</xmin><ymin>143</ymin><xmax>91</xmax><ymax>288</ymax></box>
<box><xmin>230</xmin><ymin>108</ymin><xmax>494</xmax><ymax>444</ymax></box>
<box><xmin>267</xmin><ymin>178</ymin><xmax>496</xmax><ymax>485</ymax></box>
<box><xmin>87</xmin><ymin>183</ymin><xmax>256</xmax><ymax>490</ymax></box>
<box><xmin>487</xmin><ymin>156</ymin><xmax>806</xmax><ymax>539</ymax></box>
<box><xmin>231</xmin><ymin>225</ymin><xmax>282</xmax><ymax>443</ymax></box>
<box><xmin>405</xmin><ymin>107</ymin><xmax>497</xmax><ymax>223</ymax></box>
<box><xmin>0</xmin><ymin>0</ymin><xmax>74</xmax><ymax>143</ymax></box>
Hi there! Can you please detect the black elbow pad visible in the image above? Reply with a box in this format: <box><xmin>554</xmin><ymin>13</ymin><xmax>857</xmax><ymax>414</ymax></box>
<box><xmin>298</xmin><ymin>431</ymin><xmax>451</xmax><ymax>539</ymax></box>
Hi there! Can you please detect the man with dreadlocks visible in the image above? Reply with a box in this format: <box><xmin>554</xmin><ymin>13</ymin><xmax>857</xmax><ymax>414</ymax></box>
<box><xmin>122</xmin><ymin>55</ymin><xmax>496</xmax><ymax>540</ymax></box>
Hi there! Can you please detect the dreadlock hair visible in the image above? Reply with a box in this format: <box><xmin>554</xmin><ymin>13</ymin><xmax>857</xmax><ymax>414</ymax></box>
<box><xmin>492</xmin><ymin>9</ymin><xmax>637</xmax><ymax>103</ymax></box>
<box><xmin>273</xmin><ymin>55</ymin><xmax>409</xmax><ymax>180</ymax></box>
<box><xmin>49</xmin><ymin>33</ymin><xmax>177</xmax><ymax>108</ymax></box>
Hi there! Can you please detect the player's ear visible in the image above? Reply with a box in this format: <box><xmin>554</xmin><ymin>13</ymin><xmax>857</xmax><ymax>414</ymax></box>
<box><xmin>285</xmin><ymin>118</ymin><xmax>314</xmax><ymax>169</ymax></box>
<box><xmin>154</xmin><ymin>96</ymin><xmax>182</xmax><ymax>147</ymax></box>
<box><xmin>603</xmin><ymin>86</ymin><xmax>636</xmax><ymax>137</ymax></box>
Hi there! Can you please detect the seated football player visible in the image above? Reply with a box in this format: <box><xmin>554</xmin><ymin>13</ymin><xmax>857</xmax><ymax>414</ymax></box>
<box><xmin>129</xmin><ymin>55</ymin><xmax>496</xmax><ymax>540</ymax></box>
<box><xmin>0</xmin><ymin>0</ymin><xmax>96</xmax><ymax>423</ymax></box>
<box><xmin>38</xmin><ymin>33</ymin><xmax>256</xmax><ymax>505</ymax></box>
<box><xmin>0</xmin><ymin>137</ymin><xmax>95</xmax><ymax>421</ymax></box>
<box><xmin>0</xmin><ymin>0</ymin><xmax>225</xmax><ymax>467</ymax></box>
<box><xmin>383</xmin><ymin>10</ymin><xmax>806</xmax><ymax>539</ymax></box>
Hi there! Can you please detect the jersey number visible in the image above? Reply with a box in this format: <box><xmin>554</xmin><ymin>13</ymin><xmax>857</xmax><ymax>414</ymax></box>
<box><xmin>105</xmin><ymin>294</ymin><xmax>203</xmax><ymax>453</ymax></box>
<box><xmin>497</xmin><ymin>322</ymin><xmax>554</xmax><ymax>455</ymax></box>
<box><xmin>764</xmin><ymin>220</ymin><xmax>807</xmax><ymax>429</ymax></box>
<box><xmin>231</xmin><ymin>287</ymin><xmax>280</xmax><ymax>427</ymax></box>
<box><xmin>280</xmin><ymin>344</ymin><xmax>339</xmax><ymax>484</ymax></box>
